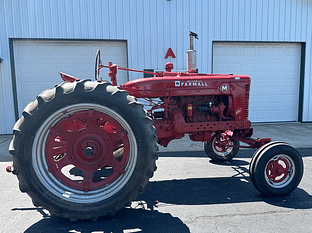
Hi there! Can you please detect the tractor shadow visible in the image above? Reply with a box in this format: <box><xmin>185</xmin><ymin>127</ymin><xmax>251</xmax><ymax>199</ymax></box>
<box><xmin>24</xmin><ymin>207</ymin><xmax>190</xmax><ymax>233</ymax></box>
<box><xmin>139</xmin><ymin>176</ymin><xmax>312</xmax><ymax>210</ymax></box>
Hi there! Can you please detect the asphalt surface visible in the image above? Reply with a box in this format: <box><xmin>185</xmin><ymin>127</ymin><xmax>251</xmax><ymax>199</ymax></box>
<box><xmin>0</xmin><ymin>122</ymin><xmax>311</xmax><ymax>233</ymax></box>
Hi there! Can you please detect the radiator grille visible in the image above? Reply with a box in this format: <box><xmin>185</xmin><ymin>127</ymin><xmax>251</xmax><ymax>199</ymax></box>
<box><xmin>245</xmin><ymin>84</ymin><xmax>250</xmax><ymax>118</ymax></box>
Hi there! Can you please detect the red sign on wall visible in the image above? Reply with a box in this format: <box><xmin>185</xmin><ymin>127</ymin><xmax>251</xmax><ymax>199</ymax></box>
<box><xmin>165</xmin><ymin>48</ymin><xmax>176</xmax><ymax>59</ymax></box>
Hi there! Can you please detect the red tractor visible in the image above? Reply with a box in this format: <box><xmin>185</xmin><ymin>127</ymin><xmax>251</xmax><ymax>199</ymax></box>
<box><xmin>8</xmin><ymin>32</ymin><xmax>303</xmax><ymax>221</ymax></box>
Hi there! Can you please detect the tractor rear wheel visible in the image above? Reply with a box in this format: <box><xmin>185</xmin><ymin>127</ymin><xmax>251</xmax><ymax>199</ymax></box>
<box><xmin>9</xmin><ymin>80</ymin><xmax>158</xmax><ymax>221</ymax></box>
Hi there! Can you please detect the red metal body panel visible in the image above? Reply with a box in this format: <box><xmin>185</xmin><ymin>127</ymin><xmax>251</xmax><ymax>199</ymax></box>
<box><xmin>120</xmin><ymin>73</ymin><xmax>252</xmax><ymax>147</ymax></box>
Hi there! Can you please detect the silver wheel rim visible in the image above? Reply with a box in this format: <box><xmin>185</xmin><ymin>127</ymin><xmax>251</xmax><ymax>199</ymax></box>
<box><xmin>212</xmin><ymin>137</ymin><xmax>234</xmax><ymax>157</ymax></box>
<box><xmin>264</xmin><ymin>154</ymin><xmax>295</xmax><ymax>189</ymax></box>
<box><xmin>32</xmin><ymin>103</ymin><xmax>138</xmax><ymax>204</ymax></box>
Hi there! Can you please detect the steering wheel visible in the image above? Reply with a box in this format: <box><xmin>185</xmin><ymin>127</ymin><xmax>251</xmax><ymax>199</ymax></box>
<box><xmin>95</xmin><ymin>49</ymin><xmax>101</xmax><ymax>80</ymax></box>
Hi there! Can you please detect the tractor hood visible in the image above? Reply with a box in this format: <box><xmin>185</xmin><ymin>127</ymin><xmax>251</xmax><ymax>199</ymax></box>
<box><xmin>120</xmin><ymin>73</ymin><xmax>250</xmax><ymax>98</ymax></box>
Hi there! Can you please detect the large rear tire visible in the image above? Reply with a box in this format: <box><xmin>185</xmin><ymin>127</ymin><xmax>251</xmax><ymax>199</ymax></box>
<box><xmin>9</xmin><ymin>80</ymin><xmax>158</xmax><ymax>221</ymax></box>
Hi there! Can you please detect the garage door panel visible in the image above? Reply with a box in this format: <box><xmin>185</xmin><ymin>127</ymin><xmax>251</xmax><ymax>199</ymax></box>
<box><xmin>256</xmin><ymin>79</ymin><xmax>269</xmax><ymax>87</ymax></box>
<box><xmin>272</xmin><ymin>47</ymin><xmax>284</xmax><ymax>55</ymax></box>
<box><xmin>271</xmin><ymin>63</ymin><xmax>284</xmax><ymax>71</ymax></box>
<box><xmin>13</xmin><ymin>40</ymin><xmax>127</xmax><ymax>117</ymax></box>
<box><xmin>270</xmin><ymin>94</ymin><xmax>282</xmax><ymax>103</ymax></box>
<box><xmin>257</xmin><ymin>63</ymin><xmax>270</xmax><ymax>71</ymax></box>
<box><xmin>214</xmin><ymin>63</ymin><xmax>226</xmax><ymax>72</ymax></box>
<box><xmin>284</xmin><ymin>78</ymin><xmax>298</xmax><ymax>87</ymax></box>
<box><xmin>228</xmin><ymin>63</ymin><xmax>240</xmax><ymax>71</ymax></box>
<box><xmin>256</xmin><ymin>94</ymin><xmax>269</xmax><ymax>103</ymax></box>
<box><xmin>19</xmin><ymin>81</ymin><xmax>37</xmax><ymax>93</ymax></box>
<box><xmin>18</xmin><ymin>63</ymin><xmax>36</xmax><ymax>74</ymax></box>
<box><xmin>257</xmin><ymin>47</ymin><xmax>270</xmax><ymax>56</ymax></box>
<box><xmin>72</xmin><ymin>45</ymin><xmax>90</xmax><ymax>55</ymax></box>
<box><xmin>242</xmin><ymin>63</ymin><xmax>256</xmax><ymax>71</ymax></box>
<box><xmin>271</xmin><ymin>79</ymin><xmax>283</xmax><ymax>87</ymax></box>
<box><xmin>228</xmin><ymin>47</ymin><xmax>241</xmax><ymax>56</ymax></box>
<box><xmin>213</xmin><ymin>42</ymin><xmax>301</xmax><ymax>122</ymax></box>
<box><xmin>243</xmin><ymin>47</ymin><xmax>256</xmax><ymax>56</ymax></box>
<box><xmin>73</xmin><ymin>62</ymin><xmax>91</xmax><ymax>73</ymax></box>
<box><xmin>255</xmin><ymin>111</ymin><xmax>268</xmax><ymax>120</ymax></box>
<box><xmin>55</xmin><ymin>62</ymin><xmax>73</xmax><ymax>73</ymax></box>
<box><xmin>37</xmin><ymin>63</ymin><xmax>54</xmax><ymax>73</ymax></box>
<box><xmin>37</xmin><ymin>45</ymin><xmax>54</xmax><ymax>55</ymax></box>
<box><xmin>54</xmin><ymin>45</ymin><xmax>72</xmax><ymax>54</ymax></box>
<box><xmin>17</xmin><ymin>44</ymin><xmax>35</xmax><ymax>55</ymax></box>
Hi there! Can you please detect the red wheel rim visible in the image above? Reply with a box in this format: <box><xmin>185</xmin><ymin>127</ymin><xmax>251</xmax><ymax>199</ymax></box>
<box><xmin>266</xmin><ymin>157</ymin><xmax>290</xmax><ymax>184</ymax></box>
<box><xmin>45</xmin><ymin>109</ymin><xmax>130</xmax><ymax>192</ymax></box>
<box><xmin>213</xmin><ymin>139</ymin><xmax>227</xmax><ymax>153</ymax></box>
<box><xmin>212</xmin><ymin>134</ymin><xmax>234</xmax><ymax>156</ymax></box>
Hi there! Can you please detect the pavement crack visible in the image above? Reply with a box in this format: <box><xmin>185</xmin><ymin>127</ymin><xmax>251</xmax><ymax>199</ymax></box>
<box><xmin>183</xmin><ymin>209</ymin><xmax>296</xmax><ymax>224</ymax></box>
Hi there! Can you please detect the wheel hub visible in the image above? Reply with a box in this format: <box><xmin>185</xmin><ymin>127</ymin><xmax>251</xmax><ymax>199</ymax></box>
<box><xmin>266</xmin><ymin>157</ymin><xmax>290</xmax><ymax>183</ymax></box>
<box><xmin>70</xmin><ymin>128</ymin><xmax>112</xmax><ymax>169</ymax></box>
<box><xmin>84</xmin><ymin>145</ymin><xmax>94</xmax><ymax>157</ymax></box>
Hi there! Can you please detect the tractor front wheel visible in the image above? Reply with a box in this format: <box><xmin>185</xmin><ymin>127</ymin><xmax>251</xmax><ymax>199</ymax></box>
<box><xmin>249</xmin><ymin>142</ymin><xmax>303</xmax><ymax>196</ymax></box>
<box><xmin>203</xmin><ymin>132</ymin><xmax>239</xmax><ymax>161</ymax></box>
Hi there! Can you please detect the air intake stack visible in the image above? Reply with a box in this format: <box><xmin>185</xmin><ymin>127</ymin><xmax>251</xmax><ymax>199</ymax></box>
<box><xmin>187</xmin><ymin>31</ymin><xmax>199</xmax><ymax>73</ymax></box>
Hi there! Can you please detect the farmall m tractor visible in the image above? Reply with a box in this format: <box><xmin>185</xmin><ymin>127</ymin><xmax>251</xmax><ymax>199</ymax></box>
<box><xmin>8</xmin><ymin>32</ymin><xmax>303</xmax><ymax>221</ymax></box>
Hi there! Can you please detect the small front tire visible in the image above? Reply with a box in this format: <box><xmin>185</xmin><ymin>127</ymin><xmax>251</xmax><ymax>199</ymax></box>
<box><xmin>249</xmin><ymin>142</ymin><xmax>303</xmax><ymax>196</ymax></box>
<box><xmin>203</xmin><ymin>132</ymin><xmax>239</xmax><ymax>161</ymax></box>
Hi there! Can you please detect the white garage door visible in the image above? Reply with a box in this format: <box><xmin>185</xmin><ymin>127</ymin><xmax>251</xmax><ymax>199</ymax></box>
<box><xmin>13</xmin><ymin>40</ymin><xmax>127</xmax><ymax>117</ymax></box>
<box><xmin>213</xmin><ymin>42</ymin><xmax>301</xmax><ymax>123</ymax></box>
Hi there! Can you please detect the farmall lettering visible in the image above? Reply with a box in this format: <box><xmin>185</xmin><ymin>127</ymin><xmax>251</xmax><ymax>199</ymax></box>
<box><xmin>175</xmin><ymin>80</ymin><xmax>208</xmax><ymax>87</ymax></box>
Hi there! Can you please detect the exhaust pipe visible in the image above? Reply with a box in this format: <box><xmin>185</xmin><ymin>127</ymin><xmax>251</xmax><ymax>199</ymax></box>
<box><xmin>187</xmin><ymin>31</ymin><xmax>199</xmax><ymax>73</ymax></box>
